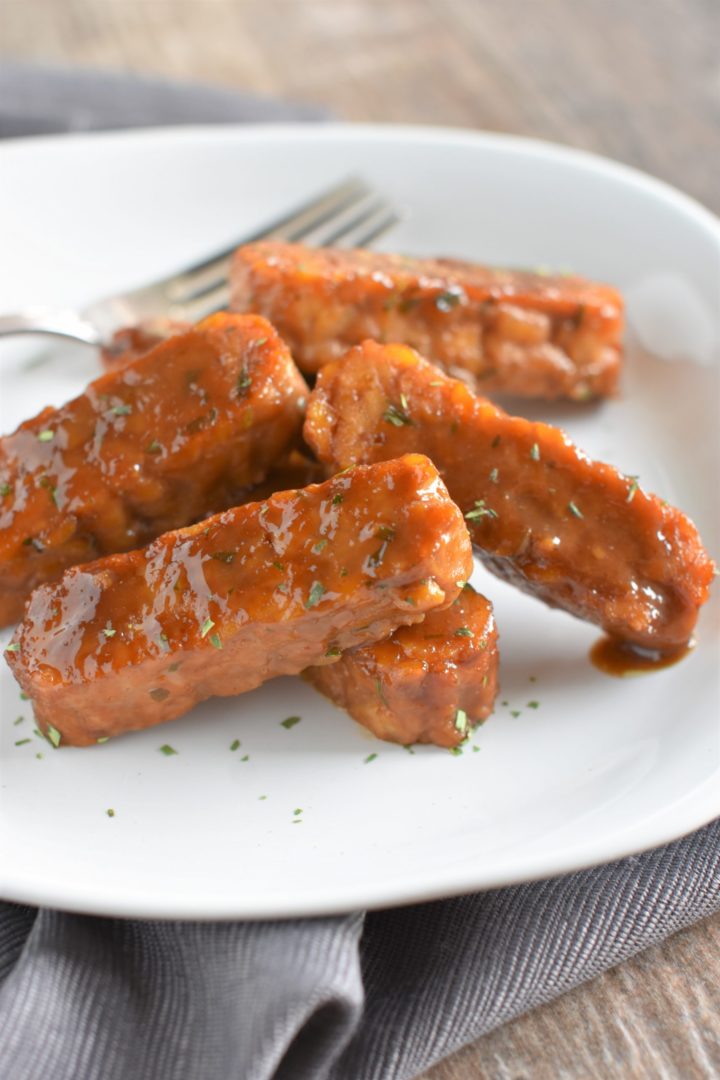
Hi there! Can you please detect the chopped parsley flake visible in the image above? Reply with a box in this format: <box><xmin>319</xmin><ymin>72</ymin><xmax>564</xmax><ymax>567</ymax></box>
<box><xmin>19</xmin><ymin>691</ymin><xmax>29</xmax><ymax>700</ymax></box>
<box><xmin>435</xmin><ymin>287</ymin><xmax>464</xmax><ymax>311</ymax></box>
<box><xmin>230</xmin><ymin>739</ymin><xmax>241</xmax><ymax>751</ymax></box>
<box><xmin>102</xmin><ymin>626</ymin><xmax>116</xmax><ymax>638</ymax></box>
<box><xmin>106</xmin><ymin>808</ymin><xmax>115</xmax><ymax>818</ymax></box>
<box><xmin>325</xmin><ymin>645</ymin><xmax>341</xmax><ymax>657</ymax></box>
<box><xmin>37</xmin><ymin>430</ymin><xmax>54</xmax><ymax>442</ymax></box>
<box><xmin>5</xmin><ymin>643</ymin><xmax>20</xmax><ymax>655</ymax></box>
<box><xmin>97</xmin><ymin>736</ymin><xmax>110</xmax><ymax>743</ymax></box>
<box><xmin>332</xmin><ymin>494</ymin><xmax>344</xmax><ymax>506</ymax></box>
<box><xmin>383</xmin><ymin>402</ymin><xmax>413</xmax><ymax>427</ymax></box>
<box><xmin>281</xmin><ymin>716</ymin><xmax>301</xmax><ymax>730</ymax></box>
<box><xmin>364</xmin><ymin>753</ymin><xmax>378</xmax><ymax>764</ymax></box>
<box><xmin>293</xmin><ymin>808</ymin><xmax>303</xmax><ymax>816</ymax></box>
<box><xmin>240</xmin><ymin>754</ymin><xmax>249</xmax><ymax>762</ymax></box>
<box><xmin>259</xmin><ymin>795</ymin><xmax>267</xmax><ymax>800</ymax></box>
<box><xmin>0</xmin><ymin>482</ymin><xmax>12</xmax><ymax>497</ymax></box>
<box><xmin>111</xmin><ymin>403</ymin><xmax>132</xmax><ymax>416</ymax></box>
<box><xmin>14</xmin><ymin>716</ymin><xmax>23</xmax><ymax>726</ymax></box>
<box><xmin>527</xmin><ymin>700</ymin><xmax>540</xmax><ymax>709</ymax></box>
<box><xmin>472</xmin><ymin>745</ymin><xmax>480</xmax><ymax>753</ymax></box>
<box><xmin>465</xmin><ymin>500</ymin><xmax>498</xmax><ymax>522</ymax></box>
<box><xmin>14</xmin><ymin>738</ymin><xmax>31</xmax><ymax>747</ymax></box>
<box><xmin>236</xmin><ymin>370</ymin><xmax>252</xmax><ymax>396</ymax></box>
<box><xmin>146</xmin><ymin>440</ymin><xmax>162</xmax><ymax>454</ymax></box>
<box><xmin>36</xmin><ymin>753</ymin><xmax>43</xmax><ymax>760</ymax></box>
<box><xmin>568</xmin><ymin>501</ymin><xmax>584</xmax><ymax>519</ymax></box>
<box><xmin>211</xmin><ymin>551</ymin><xmax>235</xmax><ymax>564</ymax></box>
<box><xmin>530</xmin><ymin>442</ymin><xmax>541</xmax><ymax>461</ymax></box>
<box><xmin>455</xmin><ymin>708</ymin><xmax>468</xmax><ymax>734</ymax></box>
<box><xmin>200</xmin><ymin>617</ymin><xmax>215</xmax><ymax>638</ymax></box>
<box><xmin>455</xmin><ymin>627</ymin><xmax>474</xmax><ymax>638</ymax></box>
<box><xmin>159</xmin><ymin>744</ymin><xmax>178</xmax><ymax>756</ymax></box>
<box><xmin>209</xmin><ymin>632</ymin><xmax>223</xmax><ymax>650</ymax></box>
<box><xmin>403</xmin><ymin>744</ymin><xmax>415</xmax><ymax>754</ymax></box>
<box><xmin>449</xmin><ymin>746</ymin><xmax>463</xmax><ymax>756</ymax></box>
<box><xmin>312</xmin><ymin>539</ymin><xmax>328</xmax><ymax>554</ymax></box>
<box><xmin>510</xmin><ymin>710</ymin><xmax>522</xmax><ymax>718</ymax></box>
<box><xmin>626</xmin><ymin>476</ymin><xmax>640</xmax><ymax>503</ymax></box>
<box><xmin>46</xmin><ymin>724</ymin><xmax>61</xmax><ymax>748</ymax></box>
<box><xmin>305</xmin><ymin>581</ymin><xmax>326</xmax><ymax>609</ymax></box>
<box><xmin>272</xmin><ymin>561</ymin><xmax>284</xmax><ymax>571</ymax></box>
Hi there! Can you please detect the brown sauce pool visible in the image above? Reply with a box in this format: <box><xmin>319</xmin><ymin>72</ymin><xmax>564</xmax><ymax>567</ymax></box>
<box><xmin>590</xmin><ymin>635</ymin><xmax>693</xmax><ymax>678</ymax></box>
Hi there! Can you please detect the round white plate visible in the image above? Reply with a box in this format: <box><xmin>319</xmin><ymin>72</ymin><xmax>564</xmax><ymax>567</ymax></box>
<box><xmin>0</xmin><ymin>125</ymin><xmax>718</xmax><ymax>919</ymax></box>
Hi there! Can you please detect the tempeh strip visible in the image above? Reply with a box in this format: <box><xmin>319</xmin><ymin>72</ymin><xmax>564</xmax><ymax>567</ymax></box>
<box><xmin>304</xmin><ymin>341</ymin><xmax>715</xmax><ymax>651</ymax></box>
<box><xmin>0</xmin><ymin>312</ymin><xmax>308</xmax><ymax>626</ymax></box>
<box><xmin>305</xmin><ymin>584</ymin><xmax>498</xmax><ymax>748</ymax></box>
<box><xmin>6</xmin><ymin>455</ymin><xmax>473</xmax><ymax>746</ymax></box>
<box><xmin>230</xmin><ymin>242</ymin><xmax>623</xmax><ymax>400</ymax></box>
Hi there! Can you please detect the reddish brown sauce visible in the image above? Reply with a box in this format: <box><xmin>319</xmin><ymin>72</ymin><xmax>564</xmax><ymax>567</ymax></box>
<box><xmin>589</xmin><ymin>635</ymin><xmax>693</xmax><ymax>677</ymax></box>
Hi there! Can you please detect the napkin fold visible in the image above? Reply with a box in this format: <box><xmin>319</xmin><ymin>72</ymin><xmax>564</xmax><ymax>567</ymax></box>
<box><xmin>0</xmin><ymin>61</ymin><xmax>717</xmax><ymax>1080</ymax></box>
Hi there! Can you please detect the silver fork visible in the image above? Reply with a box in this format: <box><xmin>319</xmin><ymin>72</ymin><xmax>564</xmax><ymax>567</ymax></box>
<box><xmin>0</xmin><ymin>177</ymin><xmax>400</xmax><ymax>348</ymax></box>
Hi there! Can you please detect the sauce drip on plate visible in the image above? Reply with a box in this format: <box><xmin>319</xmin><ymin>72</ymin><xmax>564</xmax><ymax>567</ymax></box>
<box><xmin>590</xmin><ymin>635</ymin><xmax>693</xmax><ymax>677</ymax></box>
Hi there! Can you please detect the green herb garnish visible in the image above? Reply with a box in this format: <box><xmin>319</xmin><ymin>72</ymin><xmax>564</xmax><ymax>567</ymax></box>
<box><xmin>364</xmin><ymin>753</ymin><xmax>378</xmax><ymax>764</ymax></box>
<box><xmin>5</xmin><ymin>642</ymin><xmax>20</xmax><ymax>653</ymax></box>
<box><xmin>454</xmin><ymin>708</ymin><xmax>468</xmax><ymax>734</ymax></box>
<box><xmin>209</xmin><ymin>632</ymin><xmax>223</xmax><ymax>650</ymax></box>
<box><xmin>0</xmin><ymin>482</ymin><xmax>12</xmax><ymax>497</ymax></box>
<box><xmin>240</xmin><ymin>754</ymin><xmax>249</xmax><ymax>762</ymax></box>
<box><xmin>97</xmin><ymin>737</ymin><xmax>110</xmax><ymax>744</ymax></box>
<box><xmin>37</xmin><ymin>430</ymin><xmax>54</xmax><ymax>442</ymax></box>
<box><xmin>465</xmin><ymin>500</ymin><xmax>498</xmax><ymax>522</ymax></box>
<box><xmin>281</xmin><ymin>716</ymin><xmax>301</xmax><ymax>730</ymax></box>
<box><xmin>626</xmin><ymin>476</ymin><xmax>640</xmax><ymax>503</ymax></box>
<box><xmin>435</xmin><ymin>287</ymin><xmax>464</xmax><ymax>311</ymax></box>
<box><xmin>455</xmin><ymin>627</ymin><xmax>474</xmax><ymax>637</ymax></box>
<box><xmin>383</xmin><ymin>402</ymin><xmax>413</xmax><ymax>427</ymax></box>
<box><xmin>325</xmin><ymin>645</ymin><xmax>341</xmax><ymax>657</ymax></box>
<box><xmin>102</xmin><ymin>625</ymin><xmax>116</xmax><ymax>638</ymax></box>
<box><xmin>106</xmin><ymin>808</ymin><xmax>115</xmax><ymax>818</ymax></box>
<box><xmin>312</xmin><ymin>539</ymin><xmax>328</xmax><ymax>554</ymax></box>
<box><xmin>146</xmin><ymin>440</ymin><xmax>162</xmax><ymax>454</ymax></box>
<box><xmin>159</xmin><ymin>744</ymin><xmax>178</xmax><ymax>756</ymax></box>
<box><xmin>568</xmin><ymin>501</ymin><xmax>584</xmax><ymax>519</ymax></box>
<box><xmin>305</xmin><ymin>581</ymin><xmax>326</xmax><ymax>609</ymax></box>
<box><xmin>530</xmin><ymin>442</ymin><xmax>540</xmax><ymax>461</ymax></box>
<box><xmin>46</xmin><ymin>724</ymin><xmax>61</xmax><ymax>748</ymax></box>
<box><xmin>527</xmin><ymin>700</ymin><xmax>540</xmax><ymax>709</ymax></box>
<box><xmin>332</xmin><ymin>494</ymin><xmax>344</xmax><ymax>506</ymax></box>
<box><xmin>111</xmin><ymin>403</ymin><xmax>132</xmax><ymax>416</ymax></box>
<box><xmin>230</xmin><ymin>739</ymin><xmax>241</xmax><ymax>751</ymax></box>
<box><xmin>200</xmin><ymin>617</ymin><xmax>215</xmax><ymax>638</ymax></box>
<box><xmin>236</xmin><ymin>370</ymin><xmax>252</xmax><ymax>397</ymax></box>
<box><xmin>14</xmin><ymin>738</ymin><xmax>31</xmax><ymax>747</ymax></box>
<box><xmin>211</xmin><ymin>551</ymin><xmax>235</xmax><ymax>564</ymax></box>
<box><xmin>489</xmin><ymin>468</ymin><xmax>499</xmax><ymax>484</ymax></box>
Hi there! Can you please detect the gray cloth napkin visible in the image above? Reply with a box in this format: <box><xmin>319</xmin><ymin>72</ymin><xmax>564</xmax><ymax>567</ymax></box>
<box><xmin>1</xmin><ymin>62</ymin><xmax>718</xmax><ymax>1080</ymax></box>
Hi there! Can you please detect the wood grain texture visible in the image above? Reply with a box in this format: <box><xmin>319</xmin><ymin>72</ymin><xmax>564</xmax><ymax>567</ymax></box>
<box><xmin>2</xmin><ymin>1</ymin><xmax>719</xmax><ymax>1076</ymax></box>
<box><xmin>421</xmin><ymin>911</ymin><xmax>720</xmax><ymax>1080</ymax></box>
<box><xmin>2</xmin><ymin>0</ymin><xmax>719</xmax><ymax>210</ymax></box>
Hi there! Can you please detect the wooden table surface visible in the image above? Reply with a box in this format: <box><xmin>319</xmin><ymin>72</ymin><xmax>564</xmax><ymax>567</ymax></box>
<box><xmin>3</xmin><ymin>1</ymin><xmax>719</xmax><ymax>1076</ymax></box>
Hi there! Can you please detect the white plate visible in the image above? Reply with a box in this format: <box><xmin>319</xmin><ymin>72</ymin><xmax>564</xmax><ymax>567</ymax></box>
<box><xmin>0</xmin><ymin>125</ymin><xmax>718</xmax><ymax>920</ymax></box>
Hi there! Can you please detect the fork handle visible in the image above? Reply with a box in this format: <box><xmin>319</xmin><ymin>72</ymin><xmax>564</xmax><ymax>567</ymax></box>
<box><xmin>0</xmin><ymin>309</ymin><xmax>101</xmax><ymax>346</ymax></box>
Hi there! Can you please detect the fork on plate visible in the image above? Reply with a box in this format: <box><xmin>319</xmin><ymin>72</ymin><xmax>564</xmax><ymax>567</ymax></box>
<box><xmin>0</xmin><ymin>178</ymin><xmax>400</xmax><ymax>348</ymax></box>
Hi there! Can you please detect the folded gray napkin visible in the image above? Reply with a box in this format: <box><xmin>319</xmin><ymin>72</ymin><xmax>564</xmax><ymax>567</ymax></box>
<box><xmin>0</xmin><ymin>62</ymin><xmax>718</xmax><ymax>1080</ymax></box>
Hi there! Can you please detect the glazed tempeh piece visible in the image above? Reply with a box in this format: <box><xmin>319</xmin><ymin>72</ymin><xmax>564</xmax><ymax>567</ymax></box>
<box><xmin>6</xmin><ymin>455</ymin><xmax>473</xmax><ymax>746</ymax></box>
<box><xmin>0</xmin><ymin>313</ymin><xmax>308</xmax><ymax>627</ymax></box>
<box><xmin>230</xmin><ymin>242</ymin><xmax>623</xmax><ymax>400</ymax></box>
<box><xmin>305</xmin><ymin>584</ymin><xmax>498</xmax><ymax>748</ymax></box>
<box><xmin>100</xmin><ymin>318</ymin><xmax>190</xmax><ymax>370</ymax></box>
<box><xmin>304</xmin><ymin>341</ymin><xmax>715</xmax><ymax>652</ymax></box>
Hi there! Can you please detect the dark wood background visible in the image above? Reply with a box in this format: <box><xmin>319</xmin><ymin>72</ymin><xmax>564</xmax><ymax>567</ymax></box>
<box><xmin>3</xmin><ymin>1</ymin><xmax>719</xmax><ymax>1076</ymax></box>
